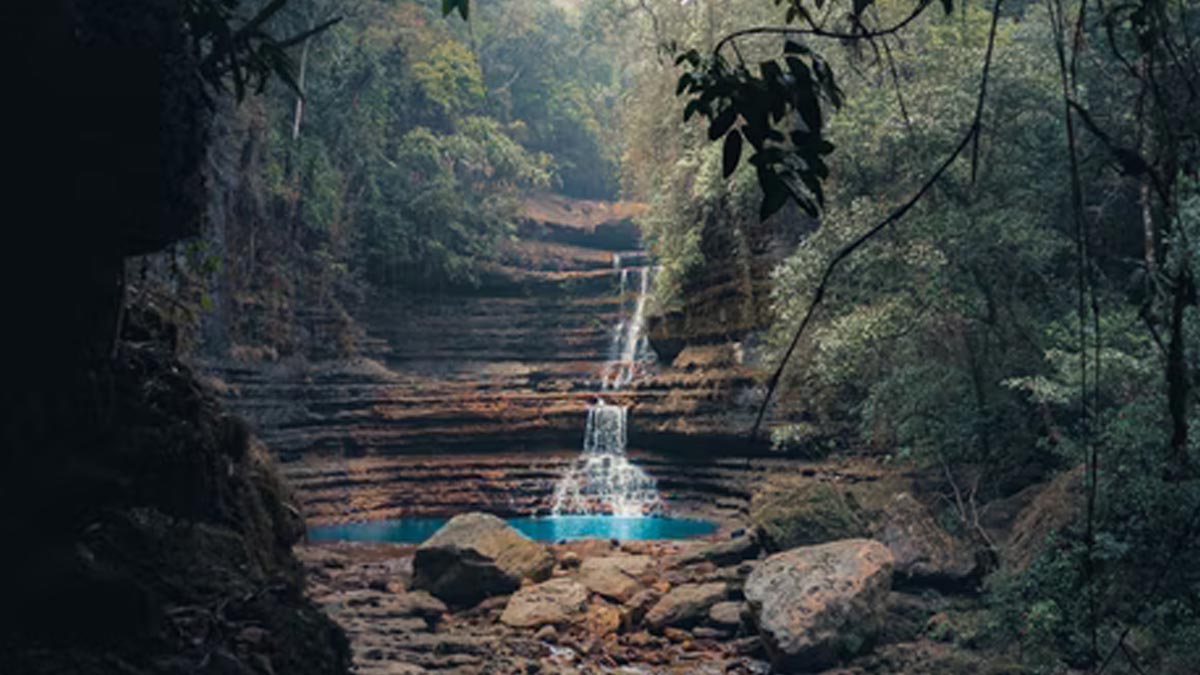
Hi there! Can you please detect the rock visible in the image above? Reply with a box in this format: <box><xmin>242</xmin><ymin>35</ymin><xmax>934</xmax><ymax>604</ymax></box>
<box><xmin>876</xmin><ymin>493</ymin><xmax>980</xmax><ymax>589</ymax></box>
<box><xmin>744</xmin><ymin>539</ymin><xmax>894</xmax><ymax>672</ymax></box>
<box><xmin>412</xmin><ymin>512</ymin><xmax>555</xmax><ymax>606</ymax></box>
<box><xmin>674</xmin><ymin>534</ymin><xmax>759</xmax><ymax>567</ymax></box>
<box><xmin>691</xmin><ymin>626</ymin><xmax>731</xmax><ymax>640</ymax></box>
<box><xmin>576</xmin><ymin>555</ymin><xmax>652</xmax><ymax>602</ymax></box>
<box><xmin>559</xmin><ymin>551</ymin><xmax>582</xmax><ymax>569</ymax></box>
<box><xmin>534</xmin><ymin>625</ymin><xmax>558</xmax><ymax>643</ymax></box>
<box><xmin>621</xmin><ymin>588</ymin><xmax>662</xmax><ymax>630</ymax></box>
<box><xmin>925</xmin><ymin>612</ymin><xmax>954</xmax><ymax>642</ymax></box>
<box><xmin>582</xmin><ymin>602</ymin><xmax>622</xmax><ymax>637</ymax></box>
<box><xmin>500</xmin><ymin>578</ymin><xmax>589</xmax><ymax>628</ymax></box>
<box><xmin>1003</xmin><ymin>466</ymin><xmax>1084</xmax><ymax>572</ymax></box>
<box><xmin>644</xmin><ymin>582</ymin><xmax>727</xmax><ymax>630</ymax></box>
<box><xmin>750</xmin><ymin>480</ymin><xmax>865</xmax><ymax>551</ymax></box>
<box><xmin>662</xmin><ymin>627</ymin><xmax>692</xmax><ymax>643</ymax></box>
<box><xmin>707</xmin><ymin>601</ymin><xmax>746</xmax><ymax>630</ymax></box>
<box><xmin>624</xmin><ymin>631</ymin><xmax>656</xmax><ymax>648</ymax></box>
<box><xmin>388</xmin><ymin>591</ymin><xmax>448</xmax><ymax>620</ymax></box>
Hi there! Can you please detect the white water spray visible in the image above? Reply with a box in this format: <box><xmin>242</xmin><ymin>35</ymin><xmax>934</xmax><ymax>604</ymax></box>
<box><xmin>552</xmin><ymin>259</ymin><xmax>662</xmax><ymax>517</ymax></box>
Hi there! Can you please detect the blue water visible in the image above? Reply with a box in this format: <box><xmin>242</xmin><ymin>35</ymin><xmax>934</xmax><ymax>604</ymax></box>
<box><xmin>308</xmin><ymin>515</ymin><xmax>718</xmax><ymax>543</ymax></box>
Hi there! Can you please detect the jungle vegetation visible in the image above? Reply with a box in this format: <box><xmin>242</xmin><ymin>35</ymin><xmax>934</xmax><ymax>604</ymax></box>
<box><xmin>149</xmin><ymin>0</ymin><xmax>1199</xmax><ymax>672</ymax></box>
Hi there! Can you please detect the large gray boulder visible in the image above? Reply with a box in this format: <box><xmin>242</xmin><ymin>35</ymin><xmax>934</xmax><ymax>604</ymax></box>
<box><xmin>411</xmin><ymin>513</ymin><xmax>554</xmax><ymax>606</ymax></box>
<box><xmin>744</xmin><ymin>539</ymin><xmax>893</xmax><ymax>671</ymax></box>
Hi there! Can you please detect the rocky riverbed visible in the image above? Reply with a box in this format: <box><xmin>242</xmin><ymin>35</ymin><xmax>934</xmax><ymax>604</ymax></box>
<box><xmin>296</xmin><ymin>510</ymin><xmax>1013</xmax><ymax>675</ymax></box>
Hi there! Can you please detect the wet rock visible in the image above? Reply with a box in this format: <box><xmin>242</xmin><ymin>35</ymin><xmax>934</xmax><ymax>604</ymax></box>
<box><xmin>744</xmin><ymin>539</ymin><xmax>893</xmax><ymax>671</ymax></box>
<box><xmin>876</xmin><ymin>493</ymin><xmax>980</xmax><ymax>589</ymax></box>
<box><xmin>750</xmin><ymin>480</ymin><xmax>866</xmax><ymax>551</ymax></box>
<box><xmin>576</xmin><ymin>555</ymin><xmax>652</xmax><ymax>602</ymax></box>
<box><xmin>644</xmin><ymin>582</ymin><xmax>727</xmax><ymax>630</ymax></box>
<box><xmin>412</xmin><ymin>512</ymin><xmax>554</xmax><ymax>606</ymax></box>
<box><xmin>674</xmin><ymin>534</ymin><xmax>759</xmax><ymax>567</ymax></box>
<box><xmin>500</xmin><ymin>577</ymin><xmax>589</xmax><ymax>628</ymax></box>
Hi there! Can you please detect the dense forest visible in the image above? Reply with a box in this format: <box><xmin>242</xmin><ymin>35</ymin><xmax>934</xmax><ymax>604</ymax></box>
<box><xmin>5</xmin><ymin>0</ymin><xmax>1199</xmax><ymax>673</ymax></box>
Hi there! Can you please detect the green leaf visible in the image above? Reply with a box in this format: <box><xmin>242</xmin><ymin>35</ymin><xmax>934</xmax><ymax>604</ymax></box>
<box><xmin>709</xmin><ymin>105</ymin><xmax>738</xmax><ymax>140</ymax></box>
<box><xmin>723</xmin><ymin>129</ymin><xmax>743</xmax><ymax>178</ymax></box>
<box><xmin>758</xmin><ymin>170</ymin><xmax>789</xmax><ymax>220</ymax></box>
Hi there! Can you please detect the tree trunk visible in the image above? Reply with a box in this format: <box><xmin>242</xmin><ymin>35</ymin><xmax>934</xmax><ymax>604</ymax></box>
<box><xmin>1167</xmin><ymin>277</ymin><xmax>1192</xmax><ymax>473</ymax></box>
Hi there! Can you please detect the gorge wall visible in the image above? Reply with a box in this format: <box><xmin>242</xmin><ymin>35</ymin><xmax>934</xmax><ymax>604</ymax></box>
<box><xmin>204</xmin><ymin>194</ymin><xmax>789</xmax><ymax>525</ymax></box>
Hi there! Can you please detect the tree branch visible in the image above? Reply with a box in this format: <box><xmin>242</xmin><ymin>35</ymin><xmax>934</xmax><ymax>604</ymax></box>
<box><xmin>748</xmin><ymin>0</ymin><xmax>1004</xmax><ymax>442</ymax></box>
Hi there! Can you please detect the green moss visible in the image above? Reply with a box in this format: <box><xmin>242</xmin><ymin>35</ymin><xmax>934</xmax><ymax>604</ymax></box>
<box><xmin>750</xmin><ymin>480</ymin><xmax>866</xmax><ymax>551</ymax></box>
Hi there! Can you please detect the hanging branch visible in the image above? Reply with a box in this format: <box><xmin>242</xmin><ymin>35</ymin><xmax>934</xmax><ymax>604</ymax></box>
<box><xmin>714</xmin><ymin>0</ymin><xmax>936</xmax><ymax>55</ymax></box>
<box><xmin>749</xmin><ymin>0</ymin><xmax>1004</xmax><ymax>441</ymax></box>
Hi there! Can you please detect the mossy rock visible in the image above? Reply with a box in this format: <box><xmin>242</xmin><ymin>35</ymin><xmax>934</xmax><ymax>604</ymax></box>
<box><xmin>750</xmin><ymin>480</ymin><xmax>866</xmax><ymax>551</ymax></box>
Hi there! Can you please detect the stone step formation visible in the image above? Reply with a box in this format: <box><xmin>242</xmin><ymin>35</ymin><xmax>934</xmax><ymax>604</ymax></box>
<box><xmin>202</xmin><ymin>197</ymin><xmax>773</xmax><ymax>524</ymax></box>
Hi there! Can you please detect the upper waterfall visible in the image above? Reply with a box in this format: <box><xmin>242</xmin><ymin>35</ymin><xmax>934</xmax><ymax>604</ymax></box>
<box><xmin>552</xmin><ymin>255</ymin><xmax>662</xmax><ymax>517</ymax></box>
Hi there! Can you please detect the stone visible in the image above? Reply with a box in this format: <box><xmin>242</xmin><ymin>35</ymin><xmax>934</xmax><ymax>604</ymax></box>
<box><xmin>576</xmin><ymin>555</ymin><xmax>652</xmax><ymax>602</ymax></box>
<box><xmin>707</xmin><ymin>601</ymin><xmax>746</xmax><ymax>630</ymax></box>
<box><xmin>412</xmin><ymin>512</ymin><xmax>555</xmax><ymax>606</ymax></box>
<box><xmin>582</xmin><ymin>602</ymin><xmax>622</xmax><ymax>637</ymax></box>
<box><xmin>621</xmin><ymin>588</ymin><xmax>662</xmax><ymax>630</ymax></box>
<box><xmin>387</xmin><ymin>591</ymin><xmax>448</xmax><ymax>620</ymax></box>
<box><xmin>662</xmin><ymin>627</ymin><xmax>692</xmax><ymax>643</ymax></box>
<box><xmin>750</xmin><ymin>480</ymin><xmax>866</xmax><ymax>551</ymax></box>
<box><xmin>534</xmin><ymin>625</ymin><xmax>558</xmax><ymax>643</ymax></box>
<box><xmin>624</xmin><ymin>631</ymin><xmax>656</xmax><ymax>648</ymax></box>
<box><xmin>674</xmin><ymin>534</ymin><xmax>759</xmax><ymax>567</ymax></box>
<box><xmin>744</xmin><ymin>539</ymin><xmax>894</xmax><ymax>672</ymax></box>
<box><xmin>560</xmin><ymin>551</ymin><xmax>582</xmax><ymax>569</ymax></box>
<box><xmin>876</xmin><ymin>493</ymin><xmax>980</xmax><ymax>589</ymax></box>
<box><xmin>1003</xmin><ymin>466</ymin><xmax>1084</xmax><ymax>572</ymax></box>
<box><xmin>691</xmin><ymin>626</ymin><xmax>731</xmax><ymax>640</ymax></box>
<box><xmin>500</xmin><ymin>578</ymin><xmax>589</xmax><ymax>628</ymax></box>
<box><xmin>644</xmin><ymin>582</ymin><xmax>727</xmax><ymax>630</ymax></box>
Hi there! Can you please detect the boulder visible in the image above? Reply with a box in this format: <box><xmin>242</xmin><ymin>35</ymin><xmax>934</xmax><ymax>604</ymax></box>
<box><xmin>576</xmin><ymin>555</ymin><xmax>652</xmax><ymax>602</ymax></box>
<box><xmin>500</xmin><ymin>578</ymin><xmax>589</xmax><ymax>628</ymax></box>
<box><xmin>644</xmin><ymin>582</ymin><xmax>727</xmax><ymax>630</ymax></box>
<box><xmin>750</xmin><ymin>480</ymin><xmax>865</xmax><ymax>551</ymax></box>
<box><xmin>411</xmin><ymin>512</ymin><xmax>554</xmax><ymax>606</ymax></box>
<box><xmin>1003</xmin><ymin>466</ymin><xmax>1084</xmax><ymax>572</ymax></box>
<box><xmin>876</xmin><ymin>493</ymin><xmax>980</xmax><ymax>589</ymax></box>
<box><xmin>744</xmin><ymin>539</ymin><xmax>893</xmax><ymax>671</ymax></box>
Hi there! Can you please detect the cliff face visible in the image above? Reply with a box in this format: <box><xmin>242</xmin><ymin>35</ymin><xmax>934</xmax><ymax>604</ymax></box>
<box><xmin>3</xmin><ymin>307</ymin><xmax>349</xmax><ymax>675</ymax></box>
<box><xmin>203</xmin><ymin>195</ymin><xmax>797</xmax><ymax>524</ymax></box>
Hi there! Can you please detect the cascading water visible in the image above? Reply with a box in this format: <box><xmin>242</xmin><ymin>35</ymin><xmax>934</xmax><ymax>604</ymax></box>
<box><xmin>552</xmin><ymin>258</ymin><xmax>662</xmax><ymax>517</ymax></box>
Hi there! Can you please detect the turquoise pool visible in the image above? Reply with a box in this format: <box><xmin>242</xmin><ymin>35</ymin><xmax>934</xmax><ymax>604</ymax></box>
<box><xmin>308</xmin><ymin>515</ymin><xmax>718</xmax><ymax>543</ymax></box>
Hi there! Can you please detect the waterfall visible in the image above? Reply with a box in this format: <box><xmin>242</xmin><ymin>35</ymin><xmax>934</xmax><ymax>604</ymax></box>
<box><xmin>551</xmin><ymin>259</ymin><xmax>662</xmax><ymax>517</ymax></box>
